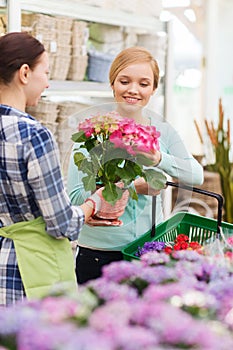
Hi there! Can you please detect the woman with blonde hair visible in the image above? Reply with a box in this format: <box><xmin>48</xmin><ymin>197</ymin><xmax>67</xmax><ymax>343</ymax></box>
<box><xmin>67</xmin><ymin>46</ymin><xmax>204</xmax><ymax>284</ymax></box>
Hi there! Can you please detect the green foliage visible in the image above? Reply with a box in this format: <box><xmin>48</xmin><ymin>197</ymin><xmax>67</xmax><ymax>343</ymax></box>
<box><xmin>73</xmin><ymin>139</ymin><xmax>166</xmax><ymax>204</ymax></box>
<box><xmin>72</xmin><ymin>117</ymin><xmax>167</xmax><ymax>204</ymax></box>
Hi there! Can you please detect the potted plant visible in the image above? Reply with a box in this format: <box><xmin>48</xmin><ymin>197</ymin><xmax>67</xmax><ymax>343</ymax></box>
<box><xmin>71</xmin><ymin>111</ymin><xmax>166</xmax><ymax>205</ymax></box>
<box><xmin>195</xmin><ymin>98</ymin><xmax>232</xmax><ymax>223</ymax></box>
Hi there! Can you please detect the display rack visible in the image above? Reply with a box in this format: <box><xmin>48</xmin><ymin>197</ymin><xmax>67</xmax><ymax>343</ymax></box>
<box><xmin>3</xmin><ymin>0</ymin><xmax>171</xmax><ymax>117</ymax></box>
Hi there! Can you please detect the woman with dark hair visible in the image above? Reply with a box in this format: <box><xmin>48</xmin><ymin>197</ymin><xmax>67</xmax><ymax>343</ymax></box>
<box><xmin>0</xmin><ymin>32</ymin><xmax>126</xmax><ymax>306</ymax></box>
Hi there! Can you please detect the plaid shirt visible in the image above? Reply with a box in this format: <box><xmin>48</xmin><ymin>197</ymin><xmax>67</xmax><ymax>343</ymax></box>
<box><xmin>0</xmin><ymin>105</ymin><xmax>84</xmax><ymax>306</ymax></box>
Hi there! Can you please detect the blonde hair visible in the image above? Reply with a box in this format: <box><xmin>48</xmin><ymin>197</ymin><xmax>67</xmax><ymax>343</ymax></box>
<box><xmin>109</xmin><ymin>46</ymin><xmax>160</xmax><ymax>90</ymax></box>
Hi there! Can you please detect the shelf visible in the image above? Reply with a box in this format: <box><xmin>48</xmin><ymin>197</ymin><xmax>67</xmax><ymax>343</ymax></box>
<box><xmin>11</xmin><ymin>0</ymin><xmax>168</xmax><ymax>113</ymax></box>
<box><xmin>20</xmin><ymin>0</ymin><xmax>161</xmax><ymax>32</ymax></box>
<box><xmin>46</xmin><ymin>80</ymin><xmax>113</xmax><ymax>99</ymax></box>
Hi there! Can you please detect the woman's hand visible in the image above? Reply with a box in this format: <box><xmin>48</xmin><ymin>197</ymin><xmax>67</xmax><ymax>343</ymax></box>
<box><xmin>134</xmin><ymin>177</ymin><xmax>162</xmax><ymax>196</ymax></box>
<box><xmin>136</xmin><ymin>150</ymin><xmax>162</xmax><ymax>167</ymax></box>
<box><xmin>85</xmin><ymin>185</ymin><xmax>129</xmax><ymax>220</ymax></box>
<box><xmin>94</xmin><ymin>185</ymin><xmax>129</xmax><ymax>220</ymax></box>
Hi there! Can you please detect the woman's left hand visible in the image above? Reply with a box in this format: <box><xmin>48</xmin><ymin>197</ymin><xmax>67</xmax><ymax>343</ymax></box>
<box><xmin>135</xmin><ymin>150</ymin><xmax>162</xmax><ymax>167</ymax></box>
<box><xmin>134</xmin><ymin>177</ymin><xmax>162</xmax><ymax>196</ymax></box>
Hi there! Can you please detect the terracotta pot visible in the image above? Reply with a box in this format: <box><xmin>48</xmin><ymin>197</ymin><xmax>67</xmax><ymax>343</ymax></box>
<box><xmin>96</xmin><ymin>189</ymin><xmax>129</xmax><ymax>220</ymax></box>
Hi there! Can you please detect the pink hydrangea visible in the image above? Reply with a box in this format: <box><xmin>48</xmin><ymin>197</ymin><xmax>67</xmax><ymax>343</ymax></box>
<box><xmin>109</xmin><ymin>117</ymin><xmax>160</xmax><ymax>155</ymax></box>
<box><xmin>78</xmin><ymin>112</ymin><xmax>160</xmax><ymax>155</ymax></box>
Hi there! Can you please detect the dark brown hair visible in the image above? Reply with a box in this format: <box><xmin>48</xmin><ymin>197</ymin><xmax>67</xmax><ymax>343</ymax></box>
<box><xmin>109</xmin><ymin>46</ymin><xmax>160</xmax><ymax>90</ymax></box>
<box><xmin>0</xmin><ymin>31</ymin><xmax>45</xmax><ymax>84</ymax></box>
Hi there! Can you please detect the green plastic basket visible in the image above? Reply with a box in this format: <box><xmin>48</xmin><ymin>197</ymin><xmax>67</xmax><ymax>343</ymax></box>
<box><xmin>122</xmin><ymin>211</ymin><xmax>233</xmax><ymax>261</ymax></box>
<box><xmin>122</xmin><ymin>181</ymin><xmax>233</xmax><ymax>261</ymax></box>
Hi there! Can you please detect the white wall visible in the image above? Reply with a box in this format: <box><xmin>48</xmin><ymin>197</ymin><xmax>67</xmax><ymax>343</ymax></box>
<box><xmin>167</xmin><ymin>0</ymin><xmax>233</xmax><ymax>156</ymax></box>
<box><xmin>203</xmin><ymin>0</ymin><xmax>233</xmax><ymax>124</ymax></box>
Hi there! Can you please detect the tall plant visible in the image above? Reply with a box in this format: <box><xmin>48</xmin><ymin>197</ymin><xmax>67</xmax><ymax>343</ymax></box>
<box><xmin>195</xmin><ymin>98</ymin><xmax>232</xmax><ymax>223</ymax></box>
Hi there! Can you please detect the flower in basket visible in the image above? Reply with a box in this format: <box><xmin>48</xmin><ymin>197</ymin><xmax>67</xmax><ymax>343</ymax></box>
<box><xmin>136</xmin><ymin>234</ymin><xmax>203</xmax><ymax>257</ymax></box>
<box><xmin>71</xmin><ymin>111</ymin><xmax>167</xmax><ymax>204</ymax></box>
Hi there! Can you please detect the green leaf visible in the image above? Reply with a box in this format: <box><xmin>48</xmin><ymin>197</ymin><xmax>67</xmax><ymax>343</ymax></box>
<box><xmin>116</xmin><ymin>160</ymin><xmax>143</xmax><ymax>182</ymax></box>
<box><xmin>102</xmin><ymin>182</ymin><xmax>123</xmax><ymax>205</ymax></box>
<box><xmin>128</xmin><ymin>186</ymin><xmax>138</xmax><ymax>201</ymax></box>
<box><xmin>103</xmin><ymin>145</ymin><xmax>132</xmax><ymax>162</ymax></box>
<box><xmin>135</xmin><ymin>154</ymin><xmax>155</xmax><ymax>167</ymax></box>
<box><xmin>85</xmin><ymin>138</ymin><xmax>98</xmax><ymax>152</ymax></box>
<box><xmin>142</xmin><ymin>169</ymin><xmax>167</xmax><ymax>190</ymax></box>
<box><xmin>82</xmin><ymin>175</ymin><xmax>97</xmax><ymax>192</ymax></box>
<box><xmin>74</xmin><ymin>153</ymin><xmax>94</xmax><ymax>176</ymax></box>
<box><xmin>73</xmin><ymin>152</ymin><xmax>86</xmax><ymax>167</ymax></box>
<box><xmin>71</xmin><ymin>131</ymin><xmax>87</xmax><ymax>143</ymax></box>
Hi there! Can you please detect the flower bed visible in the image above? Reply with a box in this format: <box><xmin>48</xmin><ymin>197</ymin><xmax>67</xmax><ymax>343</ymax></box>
<box><xmin>0</xmin><ymin>250</ymin><xmax>233</xmax><ymax>349</ymax></box>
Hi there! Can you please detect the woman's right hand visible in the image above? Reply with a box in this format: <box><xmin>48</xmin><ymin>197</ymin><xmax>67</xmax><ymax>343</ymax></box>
<box><xmin>85</xmin><ymin>186</ymin><xmax>129</xmax><ymax>220</ymax></box>
<box><xmin>134</xmin><ymin>177</ymin><xmax>162</xmax><ymax>196</ymax></box>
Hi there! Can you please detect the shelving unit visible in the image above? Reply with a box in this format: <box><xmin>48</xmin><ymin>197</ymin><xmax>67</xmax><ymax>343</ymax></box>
<box><xmin>19</xmin><ymin>0</ymin><xmax>162</xmax><ymax>31</ymax></box>
<box><xmin>0</xmin><ymin>0</ymin><xmax>173</xmax><ymax>119</ymax></box>
<box><xmin>2</xmin><ymin>0</ymin><xmax>173</xmax><ymax>207</ymax></box>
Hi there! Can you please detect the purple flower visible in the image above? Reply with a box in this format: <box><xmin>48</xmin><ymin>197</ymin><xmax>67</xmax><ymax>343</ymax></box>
<box><xmin>18</xmin><ymin>323</ymin><xmax>114</xmax><ymax>350</ymax></box>
<box><xmin>86</xmin><ymin>277</ymin><xmax>138</xmax><ymax>303</ymax></box>
<box><xmin>102</xmin><ymin>260</ymin><xmax>141</xmax><ymax>283</ymax></box>
<box><xmin>140</xmin><ymin>251</ymin><xmax>170</xmax><ymax>266</ymax></box>
<box><xmin>143</xmin><ymin>282</ymin><xmax>195</xmax><ymax>303</ymax></box>
<box><xmin>134</xmin><ymin>265</ymin><xmax>178</xmax><ymax>285</ymax></box>
<box><xmin>0</xmin><ymin>303</ymin><xmax>39</xmax><ymax>334</ymax></box>
<box><xmin>89</xmin><ymin>300</ymin><xmax>131</xmax><ymax>331</ymax></box>
<box><xmin>136</xmin><ymin>241</ymin><xmax>166</xmax><ymax>257</ymax></box>
<box><xmin>107</xmin><ymin>325</ymin><xmax>158</xmax><ymax>350</ymax></box>
<box><xmin>171</xmin><ymin>249</ymin><xmax>203</xmax><ymax>262</ymax></box>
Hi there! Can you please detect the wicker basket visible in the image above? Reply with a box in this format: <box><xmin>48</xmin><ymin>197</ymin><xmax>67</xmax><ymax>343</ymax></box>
<box><xmin>32</xmin><ymin>27</ymin><xmax>57</xmax><ymax>41</ymax></box>
<box><xmin>87</xmin><ymin>51</ymin><xmax>115</xmax><ymax>83</ymax></box>
<box><xmin>55</xmin><ymin>17</ymin><xmax>73</xmax><ymax>32</ymax></box>
<box><xmin>57</xmin><ymin>102</ymin><xmax>90</xmax><ymax>129</ymax></box>
<box><xmin>32</xmin><ymin>112</ymin><xmax>58</xmax><ymax>123</ymax></box>
<box><xmin>67</xmin><ymin>55</ymin><xmax>88</xmax><ymax>81</ymax></box>
<box><xmin>22</xmin><ymin>13</ymin><xmax>56</xmax><ymax>30</ymax></box>
<box><xmin>26</xmin><ymin>100</ymin><xmax>58</xmax><ymax>123</ymax></box>
<box><xmin>26</xmin><ymin>100</ymin><xmax>57</xmax><ymax>113</ymax></box>
<box><xmin>71</xmin><ymin>21</ymin><xmax>88</xmax><ymax>47</ymax></box>
<box><xmin>72</xmin><ymin>45</ymin><xmax>87</xmax><ymax>56</ymax></box>
<box><xmin>55</xmin><ymin>45</ymin><xmax>72</xmax><ymax>56</ymax></box>
<box><xmin>56</xmin><ymin>31</ymin><xmax>72</xmax><ymax>45</ymax></box>
<box><xmin>50</xmin><ymin>55</ymin><xmax>71</xmax><ymax>80</ymax></box>
<box><xmin>40</xmin><ymin>121</ymin><xmax>58</xmax><ymax>134</ymax></box>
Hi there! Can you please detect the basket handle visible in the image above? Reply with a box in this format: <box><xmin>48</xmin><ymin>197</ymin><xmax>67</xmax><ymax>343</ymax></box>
<box><xmin>151</xmin><ymin>181</ymin><xmax>224</xmax><ymax>238</ymax></box>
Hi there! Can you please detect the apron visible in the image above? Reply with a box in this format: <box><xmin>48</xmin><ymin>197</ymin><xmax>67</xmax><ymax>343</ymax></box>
<box><xmin>0</xmin><ymin>216</ymin><xmax>77</xmax><ymax>299</ymax></box>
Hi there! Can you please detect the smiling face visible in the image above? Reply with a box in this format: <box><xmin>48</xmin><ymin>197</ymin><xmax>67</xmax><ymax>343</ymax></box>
<box><xmin>112</xmin><ymin>62</ymin><xmax>155</xmax><ymax>108</ymax></box>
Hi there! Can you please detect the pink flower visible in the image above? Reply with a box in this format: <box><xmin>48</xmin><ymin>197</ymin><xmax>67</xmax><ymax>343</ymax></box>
<box><xmin>109</xmin><ymin>118</ymin><xmax>160</xmax><ymax>155</ymax></box>
<box><xmin>72</xmin><ymin>111</ymin><xmax>166</xmax><ymax>204</ymax></box>
<box><xmin>227</xmin><ymin>235</ymin><xmax>233</xmax><ymax>246</ymax></box>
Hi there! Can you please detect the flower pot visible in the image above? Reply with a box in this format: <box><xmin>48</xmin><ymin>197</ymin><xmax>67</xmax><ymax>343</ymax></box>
<box><xmin>96</xmin><ymin>189</ymin><xmax>129</xmax><ymax>220</ymax></box>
